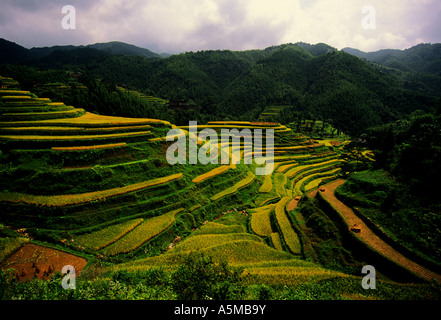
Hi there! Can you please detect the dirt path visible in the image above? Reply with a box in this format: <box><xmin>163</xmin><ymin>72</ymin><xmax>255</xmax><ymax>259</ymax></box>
<box><xmin>319</xmin><ymin>179</ymin><xmax>441</xmax><ymax>284</ymax></box>
<box><xmin>286</xmin><ymin>196</ymin><xmax>301</xmax><ymax>211</ymax></box>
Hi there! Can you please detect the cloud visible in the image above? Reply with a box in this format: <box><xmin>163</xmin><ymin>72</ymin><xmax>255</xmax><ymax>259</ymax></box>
<box><xmin>0</xmin><ymin>0</ymin><xmax>440</xmax><ymax>52</ymax></box>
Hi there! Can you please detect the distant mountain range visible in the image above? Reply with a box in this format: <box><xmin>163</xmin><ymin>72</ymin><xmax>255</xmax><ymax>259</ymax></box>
<box><xmin>0</xmin><ymin>38</ymin><xmax>164</xmax><ymax>63</ymax></box>
<box><xmin>2</xmin><ymin>37</ymin><xmax>439</xmax><ymax>72</ymax></box>
<box><xmin>1</xmin><ymin>38</ymin><xmax>440</xmax><ymax>136</ymax></box>
<box><xmin>342</xmin><ymin>43</ymin><xmax>441</xmax><ymax>76</ymax></box>
<box><xmin>2</xmin><ymin>37</ymin><xmax>440</xmax><ymax>76</ymax></box>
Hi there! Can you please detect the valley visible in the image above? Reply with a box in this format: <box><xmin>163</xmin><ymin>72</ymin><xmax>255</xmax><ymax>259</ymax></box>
<box><xmin>1</xmin><ymin>74</ymin><xmax>440</xmax><ymax>300</ymax></box>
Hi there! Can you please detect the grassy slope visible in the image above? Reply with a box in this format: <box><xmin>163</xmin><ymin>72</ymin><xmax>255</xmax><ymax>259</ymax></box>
<box><xmin>1</xmin><ymin>79</ymin><xmax>438</xmax><ymax>300</ymax></box>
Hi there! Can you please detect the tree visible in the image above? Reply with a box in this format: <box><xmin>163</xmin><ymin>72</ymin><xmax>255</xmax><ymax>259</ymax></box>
<box><xmin>170</xmin><ymin>252</ymin><xmax>245</xmax><ymax>300</ymax></box>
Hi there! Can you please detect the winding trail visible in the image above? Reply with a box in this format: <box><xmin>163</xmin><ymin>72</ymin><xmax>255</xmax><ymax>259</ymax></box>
<box><xmin>318</xmin><ymin>179</ymin><xmax>441</xmax><ymax>283</ymax></box>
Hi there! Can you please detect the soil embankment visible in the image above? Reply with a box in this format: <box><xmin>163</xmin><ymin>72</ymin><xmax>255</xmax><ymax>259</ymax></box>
<box><xmin>318</xmin><ymin>179</ymin><xmax>441</xmax><ymax>283</ymax></box>
<box><xmin>3</xmin><ymin>243</ymin><xmax>87</xmax><ymax>281</ymax></box>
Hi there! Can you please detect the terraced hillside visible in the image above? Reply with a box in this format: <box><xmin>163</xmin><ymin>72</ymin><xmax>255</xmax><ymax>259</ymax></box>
<box><xmin>0</xmin><ymin>76</ymin><xmax>340</xmax><ymax>264</ymax></box>
<box><xmin>1</xmin><ymin>76</ymin><xmax>439</xmax><ymax>300</ymax></box>
<box><xmin>258</xmin><ymin>106</ymin><xmax>285</xmax><ymax>122</ymax></box>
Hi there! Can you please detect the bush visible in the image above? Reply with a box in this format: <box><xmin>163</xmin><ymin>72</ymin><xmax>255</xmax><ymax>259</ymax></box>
<box><xmin>112</xmin><ymin>269</ymin><xmax>168</xmax><ymax>286</ymax></box>
<box><xmin>170</xmin><ymin>252</ymin><xmax>246</xmax><ymax>300</ymax></box>
<box><xmin>256</xmin><ymin>284</ymin><xmax>273</xmax><ymax>300</ymax></box>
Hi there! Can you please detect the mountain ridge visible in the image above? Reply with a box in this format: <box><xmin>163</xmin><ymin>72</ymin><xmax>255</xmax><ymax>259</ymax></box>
<box><xmin>342</xmin><ymin>43</ymin><xmax>441</xmax><ymax>75</ymax></box>
<box><xmin>1</xmin><ymin>38</ymin><xmax>440</xmax><ymax>136</ymax></box>
<box><xmin>0</xmin><ymin>38</ymin><xmax>163</xmax><ymax>62</ymax></box>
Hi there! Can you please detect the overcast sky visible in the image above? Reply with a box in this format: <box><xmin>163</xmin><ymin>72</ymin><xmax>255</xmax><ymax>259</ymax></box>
<box><xmin>1</xmin><ymin>0</ymin><xmax>440</xmax><ymax>54</ymax></box>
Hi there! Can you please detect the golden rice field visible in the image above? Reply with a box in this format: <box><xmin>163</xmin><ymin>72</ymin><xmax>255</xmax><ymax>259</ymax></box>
<box><xmin>0</xmin><ymin>126</ymin><xmax>83</xmax><ymax>132</ymax></box>
<box><xmin>193</xmin><ymin>222</ymin><xmax>246</xmax><ymax>235</ymax></box>
<box><xmin>192</xmin><ymin>165</ymin><xmax>232</xmax><ymax>183</ymax></box>
<box><xmin>168</xmin><ymin>233</ymin><xmax>263</xmax><ymax>254</ymax></box>
<box><xmin>210</xmin><ymin>171</ymin><xmax>255</xmax><ymax>201</ymax></box>
<box><xmin>286</xmin><ymin>159</ymin><xmax>340</xmax><ymax>179</ymax></box>
<box><xmin>1</xmin><ymin>108</ymin><xmax>84</xmax><ymax>117</ymax></box>
<box><xmin>274</xmin><ymin>172</ymin><xmax>288</xmax><ymax>197</ymax></box>
<box><xmin>100</xmin><ymin>208</ymin><xmax>184</xmax><ymax>256</ymax></box>
<box><xmin>0</xmin><ymin>112</ymin><xmax>170</xmax><ymax>127</ymax></box>
<box><xmin>292</xmin><ymin>168</ymin><xmax>342</xmax><ymax>195</ymax></box>
<box><xmin>188</xmin><ymin>204</ymin><xmax>202</xmax><ymax>212</ymax></box>
<box><xmin>242</xmin><ymin>262</ymin><xmax>349</xmax><ymax>286</ymax></box>
<box><xmin>0</xmin><ymin>237</ymin><xmax>29</xmax><ymax>261</ymax></box>
<box><xmin>250</xmin><ymin>207</ymin><xmax>273</xmax><ymax>237</ymax></box>
<box><xmin>84</xmin><ymin>125</ymin><xmax>152</xmax><ymax>132</ymax></box>
<box><xmin>0</xmin><ymin>130</ymin><xmax>152</xmax><ymax>141</ymax></box>
<box><xmin>276</xmin><ymin>162</ymin><xmax>298</xmax><ymax>173</ymax></box>
<box><xmin>0</xmin><ymin>90</ymin><xmax>32</xmax><ymax>96</ymax></box>
<box><xmin>196</xmin><ymin>241</ymin><xmax>295</xmax><ymax>266</ymax></box>
<box><xmin>75</xmin><ymin>218</ymin><xmax>144</xmax><ymax>251</ymax></box>
<box><xmin>149</xmin><ymin>128</ymin><xmax>188</xmax><ymax>142</ymax></box>
<box><xmin>274</xmin><ymin>197</ymin><xmax>302</xmax><ymax>254</ymax></box>
<box><xmin>0</xmin><ymin>106</ymin><xmax>73</xmax><ymax>113</ymax></box>
<box><xmin>248</xmin><ymin>203</ymin><xmax>276</xmax><ymax>212</ymax></box>
<box><xmin>181</xmin><ymin>122</ymin><xmax>284</xmax><ymax>130</ymax></box>
<box><xmin>0</xmin><ymin>173</ymin><xmax>183</xmax><ymax>207</ymax></box>
<box><xmin>117</xmin><ymin>240</ymin><xmax>297</xmax><ymax>272</ymax></box>
<box><xmin>272</xmin><ymin>154</ymin><xmax>312</xmax><ymax>162</ymax></box>
<box><xmin>0</xmin><ymin>79</ymin><xmax>357</xmax><ymax>293</ymax></box>
<box><xmin>304</xmin><ymin>174</ymin><xmax>339</xmax><ymax>193</ymax></box>
<box><xmin>270</xmin><ymin>232</ymin><xmax>284</xmax><ymax>251</ymax></box>
<box><xmin>1</xmin><ymin>95</ymin><xmax>32</xmax><ymax>100</ymax></box>
<box><xmin>207</xmin><ymin>121</ymin><xmax>282</xmax><ymax>127</ymax></box>
<box><xmin>207</xmin><ymin>121</ymin><xmax>258</xmax><ymax>125</ymax></box>
<box><xmin>254</xmin><ymin>192</ymin><xmax>280</xmax><ymax>207</ymax></box>
<box><xmin>258</xmin><ymin>174</ymin><xmax>273</xmax><ymax>193</ymax></box>
<box><xmin>51</xmin><ymin>143</ymin><xmax>127</xmax><ymax>151</ymax></box>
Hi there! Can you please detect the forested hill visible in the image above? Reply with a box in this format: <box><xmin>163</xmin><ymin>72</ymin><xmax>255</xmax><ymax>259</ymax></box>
<box><xmin>0</xmin><ymin>38</ymin><xmax>161</xmax><ymax>62</ymax></box>
<box><xmin>343</xmin><ymin>43</ymin><xmax>441</xmax><ymax>98</ymax></box>
<box><xmin>1</xmin><ymin>39</ymin><xmax>439</xmax><ymax>136</ymax></box>
<box><xmin>342</xmin><ymin>43</ymin><xmax>441</xmax><ymax>75</ymax></box>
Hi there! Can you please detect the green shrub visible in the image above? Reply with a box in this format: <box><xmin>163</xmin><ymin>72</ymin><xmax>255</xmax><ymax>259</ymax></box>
<box><xmin>170</xmin><ymin>252</ymin><xmax>246</xmax><ymax>300</ymax></box>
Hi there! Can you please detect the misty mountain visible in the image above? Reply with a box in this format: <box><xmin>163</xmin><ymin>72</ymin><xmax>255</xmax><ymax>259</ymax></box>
<box><xmin>0</xmin><ymin>38</ymin><xmax>162</xmax><ymax>63</ymax></box>
<box><xmin>343</xmin><ymin>43</ymin><xmax>441</xmax><ymax>75</ymax></box>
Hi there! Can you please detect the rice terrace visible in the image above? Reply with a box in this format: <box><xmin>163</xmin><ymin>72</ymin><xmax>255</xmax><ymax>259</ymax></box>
<box><xmin>1</xmin><ymin>33</ymin><xmax>441</xmax><ymax>306</ymax></box>
<box><xmin>1</xmin><ymin>72</ymin><xmax>440</xmax><ymax>302</ymax></box>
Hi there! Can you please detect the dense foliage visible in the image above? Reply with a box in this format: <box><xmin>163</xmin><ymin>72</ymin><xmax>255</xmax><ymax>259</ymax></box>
<box><xmin>1</xmin><ymin>39</ymin><xmax>441</xmax><ymax>301</ymax></box>
<box><xmin>344</xmin><ymin>43</ymin><xmax>441</xmax><ymax>76</ymax></box>
<box><xmin>2</xmin><ymin>253</ymin><xmax>440</xmax><ymax>300</ymax></box>
<box><xmin>334</xmin><ymin>110</ymin><xmax>441</xmax><ymax>263</ymax></box>
<box><xmin>1</xmin><ymin>41</ymin><xmax>439</xmax><ymax>136</ymax></box>
<box><xmin>365</xmin><ymin>110</ymin><xmax>441</xmax><ymax>198</ymax></box>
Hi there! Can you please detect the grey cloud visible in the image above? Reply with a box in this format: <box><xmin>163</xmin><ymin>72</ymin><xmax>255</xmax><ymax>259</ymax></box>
<box><xmin>2</xmin><ymin>0</ymin><xmax>96</xmax><ymax>12</ymax></box>
<box><xmin>1</xmin><ymin>0</ymin><xmax>440</xmax><ymax>53</ymax></box>
<box><xmin>185</xmin><ymin>1</ymin><xmax>291</xmax><ymax>51</ymax></box>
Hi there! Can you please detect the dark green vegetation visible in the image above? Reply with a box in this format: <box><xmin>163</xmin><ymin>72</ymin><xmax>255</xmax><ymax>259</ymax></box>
<box><xmin>339</xmin><ymin>111</ymin><xmax>441</xmax><ymax>264</ymax></box>
<box><xmin>0</xmin><ymin>66</ymin><xmax>174</xmax><ymax>123</ymax></box>
<box><xmin>1</xmin><ymin>39</ymin><xmax>439</xmax><ymax>135</ymax></box>
<box><xmin>2</xmin><ymin>252</ymin><xmax>441</xmax><ymax>300</ymax></box>
<box><xmin>0</xmin><ymin>39</ymin><xmax>162</xmax><ymax>63</ymax></box>
<box><xmin>343</xmin><ymin>43</ymin><xmax>441</xmax><ymax>96</ymax></box>
<box><xmin>343</xmin><ymin>43</ymin><xmax>441</xmax><ymax>75</ymax></box>
<box><xmin>1</xmin><ymin>37</ymin><xmax>441</xmax><ymax>301</ymax></box>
